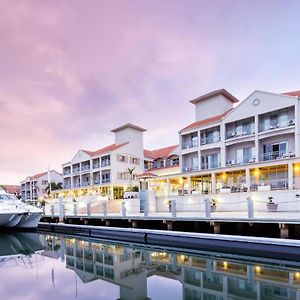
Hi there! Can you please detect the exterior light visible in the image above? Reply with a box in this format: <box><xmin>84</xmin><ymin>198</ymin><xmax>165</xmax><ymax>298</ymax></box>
<box><xmin>294</xmin><ymin>165</ymin><xmax>300</xmax><ymax>172</ymax></box>
<box><xmin>223</xmin><ymin>261</ymin><xmax>228</xmax><ymax>269</ymax></box>
<box><xmin>254</xmin><ymin>169</ymin><xmax>260</xmax><ymax>177</ymax></box>
<box><xmin>179</xmin><ymin>177</ymin><xmax>183</xmax><ymax>185</ymax></box>
<box><xmin>255</xmin><ymin>266</ymin><xmax>261</xmax><ymax>273</ymax></box>
<box><xmin>295</xmin><ymin>272</ymin><xmax>300</xmax><ymax>279</ymax></box>
<box><xmin>222</xmin><ymin>173</ymin><xmax>227</xmax><ymax>180</ymax></box>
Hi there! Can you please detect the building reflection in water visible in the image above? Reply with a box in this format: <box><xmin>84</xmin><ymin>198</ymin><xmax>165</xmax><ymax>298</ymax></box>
<box><xmin>41</xmin><ymin>234</ymin><xmax>300</xmax><ymax>300</ymax></box>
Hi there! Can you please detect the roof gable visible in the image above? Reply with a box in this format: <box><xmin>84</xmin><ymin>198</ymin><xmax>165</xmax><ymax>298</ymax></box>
<box><xmin>144</xmin><ymin>145</ymin><xmax>179</xmax><ymax>159</ymax></box>
<box><xmin>190</xmin><ymin>89</ymin><xmax>239</xmax><ymax>105</ymax></box>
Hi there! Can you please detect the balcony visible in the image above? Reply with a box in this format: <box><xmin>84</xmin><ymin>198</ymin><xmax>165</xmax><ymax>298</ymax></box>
<box><xmin>81</xmin><ymin>181</ymin><xmax>90</xmax><ymax>187</ymax></box>
<box><xmin>64</xmin><ymin>184</ymin><xmax>71</xmax><ymax>189</ymax></box>
<box><xmin>182</xmin><ymin>165</ymin><xmax>199</xmax><ymax>172</ymax></box>
<box><xmin>226</xmin><ymin>157</ymin><xmax>256</xmax><ymax>166</ymax></box>
<box><xmin>73</xmin><ymin>168</ymin><xmax>80</xmax><ymax>174</ymax></box>
<box><xmin>63</xmin><ymin>170</ymin><xmax>71</xmax><ymax>175</ymax></box>
<box><xmin>226</xmin><ymin>127</ymin><xmax>255</xmax><ymax>140</ymax></box>
<box><xmin>93</xmin><ymin>179</ymin><xmax>101</xmax><ymax>184</ymax></box>
<box><xmin>102</xmin><ymin>178</ymin><xmax>111</xmax><ymax>184</ymax></box>
<box><xmin>200</xmin><ymin>135</ymin><xmax>220</xmax><ymax>145</ymax></box>
<box><xmin>258</xmin><ymin>119</ymin><xmax>295</xmax><ymax>133</ymax></box>
<box><xmin>93</xmin><ymin>163</ymin><xmax>100</xmax><ymax>169</ymax></box>
<box><xmin>259</xmin><ymin>150</ymin><xmax>295</xmax><ymax>162</ymax></box>
<box><xmin>101</xmin><ymin>160</ymin><xmax>111</xmax><ymax>167</ymax></box>
<box><xmin>73</xmin><ymin>182</ymin><xmax>81</xmax><ymax>187</ymax></box>
<box><xmin>81</xmin><ymin>165</ymin><xmax>90</xmax><ymax>172</ymax></box>
<box><xmin>182</xmin><ymin>139</ymin><xmax>198</xmax><ymax>150</ymax></box>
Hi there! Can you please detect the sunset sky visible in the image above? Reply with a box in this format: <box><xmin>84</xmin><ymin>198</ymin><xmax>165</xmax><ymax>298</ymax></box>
<box><xmin>1</xmin><ymin>0</ymin><xmax>300</xmax><ymax>184</ymax></box>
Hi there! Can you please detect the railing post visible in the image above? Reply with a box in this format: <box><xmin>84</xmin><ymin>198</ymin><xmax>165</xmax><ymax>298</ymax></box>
<box><xmin>144</xmin><ymin>198</ymin><xmax>149</xmax><ymax>217</ymax></box>
<box><xmin>73</xmin><ymin>203</ymin><xmax>77</xmax><ymax>217</ymax></box>
<box><xmin>171</xmin><ymin>199</ymin><xmax>176</xmax><ymax>218</ymax></box>
<box><xmin>205</xmin><ymin>198</ymin><xmax>211</xmax><ymax>218</ymax></box>
<box><xmin>51</xmin><ymin>204</ymin><xmax>55</xmax><ymax>217</ymax></box>
<box><xmin>87</xmin><ymin>203</ymin><xmax>91</xmax><ymax>216</ymax></box>
<box><xmin>121</xmin><ymin>201</ymin><xmax>127</xmax><ymax>217</ymax></box>
<box><xmin>102</xmin><ymin>202</ymin><xmax>107</xmax><ymax>217</ymax></box>
<box><xmin>247</xmin><ymin>197</ymin><xmax>254</xmax><ymax>219</ymax></box>
<box><xmin>58</xmin><ymin>196</ymin><xmax>64</xmax><ymax>222</ymax></box>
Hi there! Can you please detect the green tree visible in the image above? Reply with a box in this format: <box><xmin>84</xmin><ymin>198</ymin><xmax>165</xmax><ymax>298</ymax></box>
<box><xmin>126</xmin><ymin>167</ymin><xmax>135</xmax><ymax>192</ymax></box>
<box><xmin>45</xmin><ymin>181</ymin><xmax>63</xmax><ymax>196</ymax></box>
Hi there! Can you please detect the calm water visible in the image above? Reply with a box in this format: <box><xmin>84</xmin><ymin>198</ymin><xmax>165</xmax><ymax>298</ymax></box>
<box><xmin>1</xmin><ymin>232</ymin><xmax>300</xmax><ymax>300</ymax></box>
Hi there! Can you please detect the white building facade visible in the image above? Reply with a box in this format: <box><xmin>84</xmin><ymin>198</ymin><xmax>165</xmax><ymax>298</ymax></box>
<box><xmin>21</xmin><ymin>170</ymin><xmax>63</xmax><ymax>201</ymax></box>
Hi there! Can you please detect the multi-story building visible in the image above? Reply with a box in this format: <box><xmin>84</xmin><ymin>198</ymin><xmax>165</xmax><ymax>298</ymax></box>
<box><xmin>144</xmin><ymin>145</ymin><xmax>180</xmax><ymax>176</ymax></box>
<box><xmin>20</xmin><ymin>170</ymin><xmax>62</xmax><ymax>201</ymax></box>
<box><xmin>60</xmin><ymin>123</ymin><xmax>180</xmax><ymax>200</ymax></box>
<box><xmin>148</xmin><ymin>89</ymin><xmax>300</xmax><ymax>204</ymax></box>
<box><xmin>61</xmin><ymin>124</ymin><xmax>146</xmax><ymax>200</ymax></box>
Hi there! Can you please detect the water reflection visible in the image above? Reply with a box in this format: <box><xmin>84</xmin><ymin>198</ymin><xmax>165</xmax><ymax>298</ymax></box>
<box><xmin>1</xmin><ymin>232</ymin><xmax>300</xmax><ymax>299</ymax></box>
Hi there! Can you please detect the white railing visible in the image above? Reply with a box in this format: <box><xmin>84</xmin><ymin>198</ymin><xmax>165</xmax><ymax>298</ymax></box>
<box><xmin>258</xmin><ymin>119</ymin><xmax>295</xmax><ymax>133</ymax></box>
<box><xmin>259</xmin><ymin>151</ymin><xmax>295</xmax><ymax>162</ymax></box>
<box><xmin>200</xmin><ymin>135</ymin><xmax>220</xmax><ymax>145</ymax></box>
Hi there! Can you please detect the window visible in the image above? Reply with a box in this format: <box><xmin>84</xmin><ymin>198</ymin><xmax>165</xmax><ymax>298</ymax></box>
<box><xmin>42</xmin><ymin>180</ymin><xmax>48</xmax><ymax>185</ymax></box>
<box><xmin>130</xmin><ymin>157</ymin><xmax>139</xmax><ymax>165</ymax></box>
<box><xmin>118</xmin><ymin>155</ymin><xmax>127</xmax><ymax>162</ymax></box>
<box><xmin>263</xmin><ymin>141</ymin><xmax>287</xmax><ymax>160</ymax></box>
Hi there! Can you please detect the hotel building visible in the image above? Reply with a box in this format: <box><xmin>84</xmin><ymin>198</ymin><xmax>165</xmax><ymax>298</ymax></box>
<box><xmin>60</xmin><ymin>123</ymin><xmax>179</xmax><ymax>200</ymax></box>
<box><xmin>148</xmin><ymin>89</ymin><xmax>300</xmax><ymax>209</ymax></box>
<box><xmin>20</xmin><ymin>170</ymin><xmax>62</xmax><ymax>201</ymax></box>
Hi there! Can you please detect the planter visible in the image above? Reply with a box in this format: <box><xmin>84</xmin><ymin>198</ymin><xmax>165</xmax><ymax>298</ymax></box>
<box><xmin>210</xmin><ymin>205</ymin><xmax>217</xmax><ymax>212</ymax></box>
<box><xmin>267</xmin><ymin>203</ymin><xmax>278</xmax><ymax>212</ymax></box>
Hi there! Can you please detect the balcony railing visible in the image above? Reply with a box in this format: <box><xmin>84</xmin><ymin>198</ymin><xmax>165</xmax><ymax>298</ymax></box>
<box><xmin>182</xmin><ymin>140</ymin><xmax>198</xmax><ymax>149</ymax></box>
<box><xmin>81</xmin><ymin>181</ymin><xmax>90</xmax><ymax>187</ymax></box>
<box><xmin>259</xmin><ymin>151</ymin><xmax>295</xmax><ymax>162</ymax></box>
<box><xmin>81</xmin><ymin>165</ymin><xmax>90</xmax><ymax>172</ymax></box>
<box><xmin>93</xmin><ymin>163</ymin><xmax>100</xmax><ymax>169</ymax></box>
<box><xmin>200</xmin><ymin>135</ymin><xmax>220</xmax><ymax>145</ymax></box>
<box><xmin>258</xmin><ymin>119</ymin><xmax>295</xmax><ymax>133</ymax></box>
<box><xmin>226</xmin><ymin>157</ymin><xmax>256</xmax><ymax>166</ymax></box>
<box><xmin>201</xmin><ymin>162</ymin><xmax>221</xmax><ymax>170</ymax></box>
<box><xmin>93</xmin><ymin>179</ymin><xmax>101</xmax><ymax>184</ymax></box>
<box><xmin>63</xmin><ymin>170</ymin><xmax>71</xmax><ymax>175</ymax></box>
<box><xmin>102</xmin><ymin>178</ymin><xmax>111</xmax><ymax>183</ymax></box>
<box><xmin>101</xmin><ymin>161</ymin><xmax>111</xmax><ymax>167</ymax></box>
<box><xmin>250</xmin><ymin>178</ymin><xmax>289</xmax><ymax>191</ymax></box>
<box><xmin>73</xmin><ymin>168</ymin><xmax>80</xmax><ymax>174</ymax></box>
<box><xmin>64</xmin><ymin>184</ymin><xmax>71</xmax><ymax>189</ymax></box>
<box><xmin>73</xmin><ymin>183</ymin><xmax>81</xmax><ymax>187</ymax></box>
<box><xmin>226</xmin><ymin>127</ymin><xmax>255</xmax><ymax>140</ymax></box>
<box><xmin>182</xmin><ymin>166</ymin><xmax>199</xmax><ymax>172</ymax></box>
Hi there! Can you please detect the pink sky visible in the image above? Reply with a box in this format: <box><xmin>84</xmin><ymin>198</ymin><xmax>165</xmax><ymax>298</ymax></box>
<box><xmin>1</xmin><ymin>0</ymin><xmax>300</xmax><ymax>184</ymax></box>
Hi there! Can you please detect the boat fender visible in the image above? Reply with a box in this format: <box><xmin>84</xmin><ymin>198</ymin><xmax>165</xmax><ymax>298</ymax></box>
<box><xmin>144</xmin><ymin>232</ymin><xmax>148</xmax><ymax>244</ymax></box>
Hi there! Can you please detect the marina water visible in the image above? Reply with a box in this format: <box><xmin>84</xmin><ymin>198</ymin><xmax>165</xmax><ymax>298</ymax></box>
<box><xmin>1</xmin><ymin>232</ymin><xmax>300</xmax><ymax>300</ymax></box>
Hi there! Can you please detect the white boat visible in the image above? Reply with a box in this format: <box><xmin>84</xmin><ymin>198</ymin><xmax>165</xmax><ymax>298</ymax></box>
<box><xmin>0</xmin><ymin>189</ymin><xmax>43</xmax><ymax>228</ymax></box>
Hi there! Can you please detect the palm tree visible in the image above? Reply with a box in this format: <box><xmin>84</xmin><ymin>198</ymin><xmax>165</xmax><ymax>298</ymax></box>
<box><xmin>45</xmin><ymin>181</ymin><xmax>63</xmax><ymax>196</ymax></box>
<box><xmin>126</xmin><ymin>167</ymin><xmax>135</xmax><ymax>192</ymax></box>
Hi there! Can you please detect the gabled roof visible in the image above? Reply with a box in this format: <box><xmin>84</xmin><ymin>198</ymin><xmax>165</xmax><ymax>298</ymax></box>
<box><xmin>283</xmin><ymin>90</ymin><xmax>300</xmax><ymax>97</ymax></box>
<box><xmin>22</xmin><ymin>170</ymin><xmax>62</xmax><ymax>182</ymax></box>
<box><xmin>111</xmin><ymin>123</ymin><xmax>146</xmax><ymax>133</ymax></box>
<box><xmin>1</xmin><ymin>185</ymin><xmax>21</xmax><ymax>194</ymax></box>
<box><xmin>180</xmin><ymin>109</ymin><xmax>232</xmax><ymax>132</ymax></box>
<box><xmin>144</xmin><ymin>145</ymin><xmax>179</xmax><ymax>159</ymax></box>
<box><xmin>82</xmin><ymin>142</ymin><xmax>129</xmax><ymax>157</ymax></box>
<box><xmin>190</xmin><ymin>89</ymin><xmax>239</xmax><ymax>105</ymax></box>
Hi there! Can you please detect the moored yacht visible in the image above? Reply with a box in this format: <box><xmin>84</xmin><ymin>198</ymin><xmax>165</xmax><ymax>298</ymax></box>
<box><xmin>0</xmin><ymin>189</ymin><xmax>43</xmax><ymax>228</ymax></box>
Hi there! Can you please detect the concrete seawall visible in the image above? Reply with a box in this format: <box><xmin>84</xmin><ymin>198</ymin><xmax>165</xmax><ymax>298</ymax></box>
<box><xmin>38</xmin><ymin>222</ymin><xmax>300</xmax><ymax>261</ymax></box>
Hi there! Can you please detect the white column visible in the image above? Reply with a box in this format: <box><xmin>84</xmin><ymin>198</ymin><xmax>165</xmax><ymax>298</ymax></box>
<box><xmin>246</xmin><ymin>167</ymin><xmax>251</xmax><ymax>190</ymax></box>
<box><xmin>187</xmin><ymin>175</ymin><xmax>191</xmax><ymax>194</ymax></box>
<box><xmin>254</xmin><ymin>115</ymin><xmax>259</xmax><ymax>162</ymax></box>
<box><xmin>211</xmin><ymin>173</ymin><xmax>216</xmax><ymax>194</ymax></box>
<box><xmin>167</xmin><ymin>178</ymin><xmax>171</xmax><ymax>196</ymax></box>
<box><xmin>198</xmin><ymin>149</ymin><xmax>201</xmax><ymax>170</ymax></box>
<box><xmin>295</xmin><ymin>102</ymin><xmax>300</xmax><ymax>157</ymax></box>
<box><xmin>288</xmin><ymin>162</ymin><xmax>294</xmax><ymax>190</ymax></box>
<box><xmin>220</xmin><ymin>123</ymin><xmax>226</xmax><ymax>167</ymax></box>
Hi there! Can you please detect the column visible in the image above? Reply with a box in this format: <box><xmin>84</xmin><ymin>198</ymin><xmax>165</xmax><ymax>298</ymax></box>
<box><xmin>211</xmin><ymin>173</ymin><xmax>216</xmax><ymax>194</ymax></box>
<box><xmin>295</xmin><ymin>101</ymin><xmax>300</xmax><ymax>157</ymax></box>
<box><xmin>110</xmin><ymin>185</ymin><xmax>114</xmax><ymax>200</ymax></box>
<box><xmin>254</xmin><ymin>115</ymin><xmax>259</xmax><ymax>162</ymax></box>
<box><xmin>288</xmin><ymin>162</ymin><xmax>293</xmax><ymax>190</ymax></box>
<box><xmin>167</xmin><ymin>178</ymin><xmax>171</xmax><ymax>196</ymax></box>
<box><xmin>187</xmin><ymin>175</ymin><xmax>191</xmax><ymax>194</ymax></box>
<box><xmin>220</xmin><ymin>123</ymin><xmax>226</xmax><ymax>167</ymax></box>
<box><xmin>246</xmin><ymin>167</ymin><xmax>251</xmax><ymax>191</ymax></box>
<box><xmin>198</xmin><ymin>149</ymin><xmax>201</xmax><ymax>170</ymax></box>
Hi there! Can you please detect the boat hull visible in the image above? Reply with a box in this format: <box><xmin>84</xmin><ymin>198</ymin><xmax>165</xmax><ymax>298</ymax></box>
<box><xmin>0</xmin><ymin>213</ymin><xmax>17</xmax><ymax>226</ymax></box>
<box><xmin>6</xmin><ymin>214</ymin><xmax>24</xmax><ymax>228</ymax></box>
<box><xmin>17</xmin><ymin>212</ymin><xmax>43</xmax><ymax>229</ymax></box>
